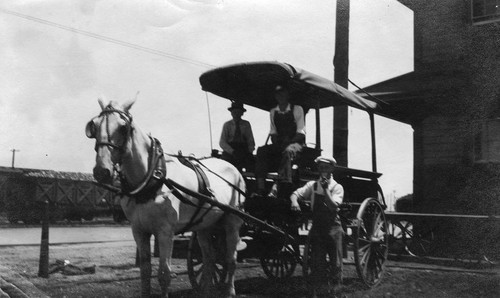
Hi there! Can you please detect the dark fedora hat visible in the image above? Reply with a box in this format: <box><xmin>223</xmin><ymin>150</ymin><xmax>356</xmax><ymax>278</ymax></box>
<box><xmin>228</xmin><ymin>102</ymin><xmax>246</xmax><ymax>112</ymax></box>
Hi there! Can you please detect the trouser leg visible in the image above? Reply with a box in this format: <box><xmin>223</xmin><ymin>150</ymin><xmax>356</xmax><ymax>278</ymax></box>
<box><xmin>309</xmin><ymin>233</ymin><xmax>328</xmax><ymax>294</ymax></box>
<box><xmin>279</xmin><ymin>143</ymin><xmax>302</xmax><ymax>183</ymax></box>
<box><xmin>326</xmin><ymin>226</ymin><xmax>344</xmax><ymax>285</ymax></box>
<box><xmin>255</xmin><ymin>145</ymin><xmax>280</xmax><ymax>193</ymax></box>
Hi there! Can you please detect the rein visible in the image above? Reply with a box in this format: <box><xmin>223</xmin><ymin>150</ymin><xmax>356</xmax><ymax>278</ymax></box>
<box><xmin>165</xmin><ymin>154</ymin><xmax>247</xmax><ymax>197</ymax></box>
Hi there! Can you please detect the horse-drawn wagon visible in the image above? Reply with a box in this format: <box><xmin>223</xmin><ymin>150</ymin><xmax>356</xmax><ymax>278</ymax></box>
<box><xmin>85</xmin><ymin>61</ymin><xmax>390</xmax><ymax>297</ymax></box>
<box><xmin>194</xmin><ymin>61</ymin><xmax>389</xmax><ymax>288</ymax></box>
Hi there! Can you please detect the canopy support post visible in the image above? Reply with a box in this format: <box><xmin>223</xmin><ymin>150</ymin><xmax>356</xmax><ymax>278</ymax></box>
<box><xmin>315</xmin><ymin>103</ymin><xmax>321</xmax><ymax>150</ymax></box>
<box><xmin>369</xmin><ymin>112</ymin><xmax>377</xmax><ymax>173</ymax></box>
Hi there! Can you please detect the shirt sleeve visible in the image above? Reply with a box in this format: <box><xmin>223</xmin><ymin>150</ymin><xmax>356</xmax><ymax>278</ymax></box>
<box><xmin>294</xmin><ymin>105</ymin><xmax>306</xmax><ymax>135</ymax></box>
<box><xmin>219</xmin><ymin>121</ymin><xmax>233</xmax><ymax>153</ymax></box>
<box><xmin>328</xmin><ymin>182</ymin><xmax>344</xmax><ymax>205</ymax></box>
<box><xmin>293</xmin><ymin>180</ymin><xmax>315</xmax><ymax>200</ymax></box>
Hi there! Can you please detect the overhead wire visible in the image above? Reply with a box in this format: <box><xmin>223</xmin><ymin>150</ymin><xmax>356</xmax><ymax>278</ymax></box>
<box><xmin>0</xmin><ymin>7</ymin><xmax>215</xmax><ymax>69</ymax></box>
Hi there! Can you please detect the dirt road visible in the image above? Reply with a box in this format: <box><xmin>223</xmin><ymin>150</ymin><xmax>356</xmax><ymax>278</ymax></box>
<box><xmin>0</xmin><ymin>239</ymin><xmax>498</xmax><ymax>298</ymax></box>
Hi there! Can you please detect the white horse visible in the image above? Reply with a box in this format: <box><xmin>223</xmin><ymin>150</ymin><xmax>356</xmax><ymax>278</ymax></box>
<box><xmin>85</xmin><ymin>99</ymin><xmax>245</xmax><ymax>297</ymax></box>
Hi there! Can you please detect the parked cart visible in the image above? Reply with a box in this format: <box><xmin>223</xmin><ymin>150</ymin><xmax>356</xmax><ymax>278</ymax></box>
<box><xmin>180</xmin><ymin>61</ymin><xmax>390</xmax><ymax>288</ymax></box>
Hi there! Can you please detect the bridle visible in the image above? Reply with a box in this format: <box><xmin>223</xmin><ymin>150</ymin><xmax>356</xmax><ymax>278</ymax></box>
<box><xmin>86</xmin><ymin>107</ymin><xmax>133</xmax><ymax>152</ymax></box>
<box><xmin>86</xmin><ymin>106</ymin><xmax>166</xmax><ymax>200</ymax></box>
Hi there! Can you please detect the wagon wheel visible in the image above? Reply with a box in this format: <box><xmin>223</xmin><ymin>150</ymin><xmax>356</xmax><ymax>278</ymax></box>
<box><xmin>259</xmin><ymin>230</ymin><xmax>297</xmax><ymax>279</ymax></box>
<box><xmin>260</xmin><ymin>242</ymin><xmax>297</xmax><ymax>279</ymax></box>
<box><xmin>354</xmin><ymin>198</ymin><xmax>389</xmax><ymax>287</ymax></box>
<box><xmin>388</xmin><ymin>220</ymin><xmax>412</xmax><ymax>255</ymax></box>
<box><xmin>404</xmin><ymin>223</ymin><xmax>435</xmax><ymax>257</ymax></box>
<box><xmin>187</xmin><ymin>232</ymin><xmax>228</xmax><ymax>290</ymax></box>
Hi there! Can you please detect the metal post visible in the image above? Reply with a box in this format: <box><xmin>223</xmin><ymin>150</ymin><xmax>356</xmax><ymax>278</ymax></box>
<box><xmin>38</xmin><ymin>200</ymin><xmax>49</xmax><ymax>278</ymax></box>
<box><xmin>10</xmin><ymin>149</ymin><xmax>19</xmax><ymax>168</ymax></box>
<box><xmin>369</xmin><ymin>112</ymin><xmax>377</xmax><ymax>173</ymax></box>
<box><xmin>333</xmin><ymin>0</ymin><xmax>350</xmax><ymax>166</ymax></box>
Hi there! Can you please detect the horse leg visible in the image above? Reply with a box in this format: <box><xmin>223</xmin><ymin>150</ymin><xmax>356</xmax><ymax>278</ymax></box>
<box><xmin>156</xmin><ymin>229</ymin><xmax>174</xmax><ymax>298</ymax></box>
<box><xmin>133</xmin><ymin>230</ymin><xmax>152</xmax><ymax>298</ymax></box>
<box><xmin>196</xmin><ymin>229</ymin><xmax>216</xmax><ymax>297</ymax></box>
<box><xmin>223</xmin><ymin>215</ymin><xmax>243</xmax><ymax>298</ymax></box>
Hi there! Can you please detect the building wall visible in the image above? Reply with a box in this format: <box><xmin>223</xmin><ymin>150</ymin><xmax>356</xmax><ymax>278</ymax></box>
<box><xmin>398</xmin><ymin>0</ymin><xmax>500</xmax><ymax>216</ymax></box>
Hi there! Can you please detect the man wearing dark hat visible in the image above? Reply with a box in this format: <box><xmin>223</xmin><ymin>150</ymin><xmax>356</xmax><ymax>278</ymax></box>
<box><xmin>290</xmin><ymin>156</ymin><xmax>344</xmax><ymax>297</ymax></box>
<box><xmin>219</xmin><ymin>101</ymin><xmax>255</xmax><ymax>171</ymax></box>
<box><xmin>254</xmin><ymin>84</ymin><xmax>305</xmax><ymax>196</ymax></box>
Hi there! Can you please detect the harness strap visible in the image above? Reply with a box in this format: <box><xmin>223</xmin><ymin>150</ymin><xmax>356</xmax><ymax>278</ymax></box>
<box><xmin>120</xmin><ymin>137</ymin><xmax>166</xmax><ymax>202</ymax></box>
<box><xmin>161</xmin><ymin>178</ymin><xmax>215</xmax><ymax>235</ymax></box>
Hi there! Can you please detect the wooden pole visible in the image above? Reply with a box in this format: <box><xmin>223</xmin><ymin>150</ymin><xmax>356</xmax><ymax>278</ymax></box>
<box><xmin>333</xmin><ymin>0</ymin><xmax>350</xmax><ymax>166</ymax></box>
<box><xmin>38</xmin><ymin>200</ymin><xmax>49</xmax><ymax>278</ymax></box>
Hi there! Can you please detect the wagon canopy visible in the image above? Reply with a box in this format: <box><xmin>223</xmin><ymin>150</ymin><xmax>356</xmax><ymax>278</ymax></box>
<box><xmin>199</xmin><ymin>61</ymin><xmax>378</xmax><ymax>112</ymax></box>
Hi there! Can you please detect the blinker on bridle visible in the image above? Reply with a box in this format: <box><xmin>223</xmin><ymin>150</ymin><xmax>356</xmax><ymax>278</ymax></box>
<box><xmin>86</xmin><ymin>107</ymin><xmax>133</xmax><ymax>152</ymax></box>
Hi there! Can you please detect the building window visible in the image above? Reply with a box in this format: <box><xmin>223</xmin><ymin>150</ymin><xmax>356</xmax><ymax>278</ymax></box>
<box><xmin>473</xmin><ymin>119</ymin><xmax>500</xmax><ymax>163</ymax></box>
<box><xmin>472</xmin><ymin>0</ymin><xmax>500</xmax><ymax>25</ymax></box>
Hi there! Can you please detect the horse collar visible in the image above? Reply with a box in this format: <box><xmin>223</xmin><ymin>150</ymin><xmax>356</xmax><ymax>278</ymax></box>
<box><xmin>120</xmin><ymin>137</ymin><xmax>167</xmax><ymax>202</ymax></box>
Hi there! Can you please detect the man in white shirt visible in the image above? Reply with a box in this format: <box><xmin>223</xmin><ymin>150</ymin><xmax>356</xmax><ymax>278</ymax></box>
<box><xmin>219</xmin><ymin>102</ymin><xmax>255</xmax><ymax>171</ymax></box>
<box><xmin>254</xmin><ymin>84</ymin><xmax>305</xmax><ymax>196</ymax></box>
<box><xmin>290</xmin><ymin>156</ymin><xmax>344</xmax><ymax>297</ymax></box>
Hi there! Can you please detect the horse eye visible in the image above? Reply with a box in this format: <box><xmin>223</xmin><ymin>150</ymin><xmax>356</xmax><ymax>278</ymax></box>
<box><xmin>120</xmin><ymin>125</ymin><xmax>129</xmax><ymax>136</ymax></box>
<box><xmin>85</xmin><ymin>121</ymin><xmax>96</xmax><ymax>138</ymax></box>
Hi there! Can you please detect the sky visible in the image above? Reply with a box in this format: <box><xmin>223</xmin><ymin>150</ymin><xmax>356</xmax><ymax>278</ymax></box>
<box><xmin>0</xmin><ymin>0</ymin><xmax>414</xmax><ymax>203</ymax></box>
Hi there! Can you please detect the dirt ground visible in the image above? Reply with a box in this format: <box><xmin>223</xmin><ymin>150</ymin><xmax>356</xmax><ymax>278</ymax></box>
<box><xmin>0</xmin><ymin>240</ymin><xmax>498</xmax><ymax>298</ymax></box>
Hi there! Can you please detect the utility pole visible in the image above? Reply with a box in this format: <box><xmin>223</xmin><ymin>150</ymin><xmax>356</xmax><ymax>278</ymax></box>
<box><xmin>10</xmin><ymin>149</ymin><xmax>20</xmax><ymax>168</ymax></box>
<box><xmin>333</xmin><ymin>0</ymin><xmax>350</xmax><ymax>167</ymax></box>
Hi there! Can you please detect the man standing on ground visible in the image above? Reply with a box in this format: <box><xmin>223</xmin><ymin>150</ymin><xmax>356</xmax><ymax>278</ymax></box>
<box><xmin>290</xmin><ymin>156</ymin><xmax>344</xmax><ymax>297</ymax></box>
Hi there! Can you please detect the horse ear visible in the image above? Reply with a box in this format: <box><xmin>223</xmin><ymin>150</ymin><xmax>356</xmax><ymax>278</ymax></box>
<box><xmin>98</xmin><ymin>98</ymin><xmax>106</xmax><ymax>110</ymax></box>
<box><xmin>123</xmin><ymin>91</ymin><xmax>139</xmax><ymax>113</ymax></box>
<box><xmin>123</xmin><ymin>100</ymin><xmax>135</xmax><ymax>113</ymax></box>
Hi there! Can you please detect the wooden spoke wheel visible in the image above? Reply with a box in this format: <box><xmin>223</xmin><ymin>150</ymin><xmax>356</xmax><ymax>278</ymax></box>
<box><xmin>404</xmin><ymin>223</ymin><xmax>435</xmax><ymax>257</ymax></box>
<box><xmin>388</xmin><ymin>220</ymin><xmax>413</xmax><ymax>255</ymax></box>
<box><xmin>354</xmin><ymin>198</ymin><xmax>389</xmax><ymax>287</ymax></box>
<box><xmin>187</xmin><ymin>232</ymin><xmax>228</xmax><ymax>290</ymax></box>
<box><xmin>260</xmin><ymin>238</ymin><xmax>297</xmax><ymax>279</ymax></box>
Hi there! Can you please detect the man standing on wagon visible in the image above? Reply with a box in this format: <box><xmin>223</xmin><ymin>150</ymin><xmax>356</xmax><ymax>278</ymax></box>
<box><xmin>290</xmin><ymin>156</ymin><xmax>344</xmax><ymax>297</ymax></box>
<box><xmin>254</xmin><ymin>84</ymin><xmax>305</xmax><ymax>196</ymax></box>
<box><xmin>219</xmin><ymin>101</ymin><xmax>255</xmax><ymax>171</ymax></box>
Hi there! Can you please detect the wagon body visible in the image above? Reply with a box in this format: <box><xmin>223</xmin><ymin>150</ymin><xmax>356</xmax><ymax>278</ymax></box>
<box><xmin>190</xmin><ymin>61</ymin><xmax>390</xmax><ymax>287</ymax></box>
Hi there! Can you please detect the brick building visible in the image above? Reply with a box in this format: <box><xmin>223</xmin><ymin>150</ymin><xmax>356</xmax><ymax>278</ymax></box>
<box><xmin>358</xmin><ymin>0</ymin><xmax>500</xmax><ymax>217</ymax></box>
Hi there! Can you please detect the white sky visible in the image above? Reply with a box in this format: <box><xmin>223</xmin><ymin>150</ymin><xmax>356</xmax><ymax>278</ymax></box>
<box><xmin>0</xmin><ymin>0</ymin><xmax>414</xmax><ymax>200</ymax></box>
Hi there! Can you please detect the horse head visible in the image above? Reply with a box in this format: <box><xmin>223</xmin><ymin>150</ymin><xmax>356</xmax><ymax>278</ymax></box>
<box><xmin>86</xmin><ymin>98</ymin><xmax>135</xmax><ymax>184</ymax></box>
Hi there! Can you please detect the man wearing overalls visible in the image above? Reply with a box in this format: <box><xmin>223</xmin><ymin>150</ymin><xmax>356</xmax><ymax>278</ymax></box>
<box><xmin>290</xmin><ymin>156</ymin><xmax>344</xmax><ymax>297</ymax></box>
<box><xmin>254</xmin><ymin>84</ymin><xmax>305</xmax><ymax>196</ymax></box>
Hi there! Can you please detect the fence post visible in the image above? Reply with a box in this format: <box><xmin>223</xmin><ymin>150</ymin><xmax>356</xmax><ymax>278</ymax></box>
<box><xmin>38</xmin><ymin>200</ymin><xmax>49</xmax><ymax>278</ymax></box>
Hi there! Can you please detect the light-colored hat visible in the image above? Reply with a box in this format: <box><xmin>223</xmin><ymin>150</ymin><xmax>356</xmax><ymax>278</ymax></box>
<box><xmin>315</xmin><ymin>156</ymin><xmax>337</xmax><ymax>166</ymax></box>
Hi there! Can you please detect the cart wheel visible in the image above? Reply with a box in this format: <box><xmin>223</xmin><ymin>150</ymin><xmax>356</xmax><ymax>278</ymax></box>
<box><xmin>404</xmin><ymin>224</ymin><xmax>435</xmax><ymax>257</ymax></box>
<box><xmin>388</xmin><ymin>220</ymin><xmax>412</xmax><ymax>255</ymax></box>
<box><xmin>187</xmin><ymin>232</ymin><xmax>228</xmax><ymax>290</ymax></box>
<box><xmin>260</xmin><ymin>242</ymin><xmax>297</xmax><ymax>279</ymax></box>
<box><xmin>354</xmin><ymin>198</ymin><xmax>389</xmax><ymax>287</ymax></box>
